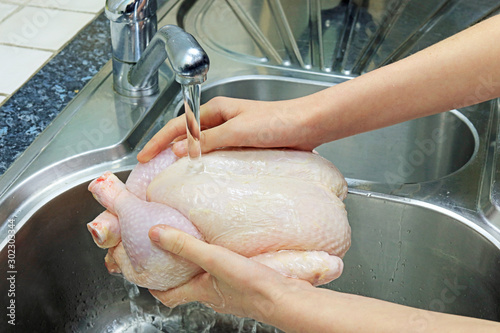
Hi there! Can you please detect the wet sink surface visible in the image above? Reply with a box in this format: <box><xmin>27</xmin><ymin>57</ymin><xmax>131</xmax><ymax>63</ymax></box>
<box><xmin>1</xmin><ymin>174</ymin><xmax>499</xmax><ymax>331</ymax></box>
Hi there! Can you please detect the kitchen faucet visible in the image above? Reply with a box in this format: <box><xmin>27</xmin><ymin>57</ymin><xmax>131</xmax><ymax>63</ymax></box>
<box><xmin>105</xmin><ymin>0</ymin><xmax>210</xmax><ymax>97</ymax></box>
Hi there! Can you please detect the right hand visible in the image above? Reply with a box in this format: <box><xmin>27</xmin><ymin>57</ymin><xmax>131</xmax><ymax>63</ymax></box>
<box><xmin>148</xmin><ymin>225</ymin><xmax>313</xmax><ymax>324</ymax></box>
<box><xmin>137</xmin><ymin>96</ymin><xmax>324</xmax><ymax>163</ymax></box>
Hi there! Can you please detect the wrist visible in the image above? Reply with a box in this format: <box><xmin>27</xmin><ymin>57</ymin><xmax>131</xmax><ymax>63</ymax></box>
<box><xmin>262</xmin><ymin>279</ymin><xmax>320</xmax><ymax>332</ymax></box>
<box><xmin>298</xmin><ymin>88</ymin><xmax>344</xmax><ymax>147</ymax></box>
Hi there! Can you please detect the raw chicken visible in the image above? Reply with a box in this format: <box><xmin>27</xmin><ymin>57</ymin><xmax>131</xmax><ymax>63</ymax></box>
<box><xmin>88</xmin><ymin>148</ymin><xmax>351</xmax><ymax>291</ymax></box>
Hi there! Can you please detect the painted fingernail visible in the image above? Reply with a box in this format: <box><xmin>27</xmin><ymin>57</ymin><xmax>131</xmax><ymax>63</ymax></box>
<box><xmin>173</xmin><ymin>140</ymin><xmax>187</xmax><ymax>155</ymax></box>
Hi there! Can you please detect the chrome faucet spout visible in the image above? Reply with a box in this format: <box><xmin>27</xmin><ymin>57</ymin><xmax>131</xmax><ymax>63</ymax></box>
<box><xmin>129</xmin><ymin>25</ymin><xmax>210</xmax><ymax>87</ymax></box>
<box><xmin>106</xmin><ymin>0</ymin><xmax>209</xmax><ymax>97</ymax></box>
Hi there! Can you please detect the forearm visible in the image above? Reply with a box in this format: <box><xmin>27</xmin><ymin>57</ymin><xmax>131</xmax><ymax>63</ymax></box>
<box><xmin>303</xmin><ymin>14</ymin><xmax>500</xmax><ymax>144</ymax></box>
<box><xmin>147</xmin><ymin>225</ymin><xmax>499</xmax><ymax>332</ymax></box>
<box><xmin>267</xmin><ymin>286</ymin><xmax>500</xmax><ymax>333</ymax></box>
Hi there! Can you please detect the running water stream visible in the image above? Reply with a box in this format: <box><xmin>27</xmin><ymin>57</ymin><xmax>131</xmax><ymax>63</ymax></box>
<box><xmin>109</xmin><ymin>85</ymin><xmax>281</xmax><ymax>332</ymax></box>
<box><xmin>182</xmin><ymin>83</ymin><xmax>204</xmax><ymax>172</ymax></box>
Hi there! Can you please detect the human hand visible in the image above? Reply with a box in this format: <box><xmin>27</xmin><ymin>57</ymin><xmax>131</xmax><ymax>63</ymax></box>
<box><xmin>147</xmin><ymin>224</ymin><xmax>313</xmax><ymax>323</ymax></box>
<box><xmin>137</xmin><ymin>96</ymin><xmax>324</xmax><ymax>162</ymax></box>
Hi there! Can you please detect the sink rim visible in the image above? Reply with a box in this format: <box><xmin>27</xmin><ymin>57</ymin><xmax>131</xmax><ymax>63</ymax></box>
<box><xmin>348</xmin><ymin>188</ymin><xmax>500</xmax><ymax>250</ymax></box>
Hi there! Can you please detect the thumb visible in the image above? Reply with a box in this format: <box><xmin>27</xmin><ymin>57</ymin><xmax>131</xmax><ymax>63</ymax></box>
<box><xmin>149</xmin><ymin>225</ymin><xmax>259</xmax><ymax>278</ymax></box>
<box><xmin>149</xmin><ymin>225</ymin><xmax>226</xmax><ymax>274</ymax></box>
<box><xmin>149</xmin><ymin>225</ymin><xmax>203</xmax><ymax>260</ymax></box>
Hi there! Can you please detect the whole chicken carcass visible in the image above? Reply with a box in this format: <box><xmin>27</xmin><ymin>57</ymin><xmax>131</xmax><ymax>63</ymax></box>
<box><xmin>87</xmin><ymin>148</ymin><xmax>351</xmax><ymax>291</ymax></box>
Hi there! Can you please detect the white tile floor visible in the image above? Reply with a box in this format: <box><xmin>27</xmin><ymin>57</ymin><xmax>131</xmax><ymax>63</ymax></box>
<box><xmin>0</xmin><ymin>0</ymin><xmax>104</xmax><ymax>105</ymax></box>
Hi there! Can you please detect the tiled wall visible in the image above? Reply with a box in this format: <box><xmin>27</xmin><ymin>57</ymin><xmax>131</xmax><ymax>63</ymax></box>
<box><xmin>0</xmin><ymin>0</ymin><xmax>104</xmax><ymax>106</ymax></box>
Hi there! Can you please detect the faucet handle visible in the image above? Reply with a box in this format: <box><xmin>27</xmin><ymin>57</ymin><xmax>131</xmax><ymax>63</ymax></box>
<box><xmin>105</xmin><ymin>0</ymin><xmax>158</xmax><ymax>63</ymax></box>
<box><xmin>105</xmin><ymin>0</ymin><xmax>157</xmax><ymax>23</ymax></box>
<box><xmin>106</xmin><ymin>0</ymin><xmax>159</xmax><ymax>96</ymax></box>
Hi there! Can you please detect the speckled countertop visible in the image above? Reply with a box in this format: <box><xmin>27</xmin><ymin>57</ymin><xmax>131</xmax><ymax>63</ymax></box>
<box><xmin>0</xmin><ymin>14</ymin><xmax>111</xmax><ymax>176</ymax></box>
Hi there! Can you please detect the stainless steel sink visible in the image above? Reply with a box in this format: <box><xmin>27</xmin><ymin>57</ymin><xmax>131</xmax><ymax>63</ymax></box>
<box><xmin>1</xmin><ymin>0</ymin><xmax>500</xmax><ymax>331</ymax></box>
<box><xmin>1</xmin><ymin>173</ymin><xmax>499</xmax><ymax>331</ymax></box>
<box><xmin>336</xmin><ymin>193</ymin><xmax>500</xmax><ymax>320</ymax></box>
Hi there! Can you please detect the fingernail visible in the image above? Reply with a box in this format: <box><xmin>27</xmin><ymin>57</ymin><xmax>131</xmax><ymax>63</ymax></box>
<box><xmin>173</xmin><ymin>140</ymin><xmax>187</xmax><ymax>156</ymax></box>
<box><xmin>149</xmin><ymin>227</ymin><xmax>162</xmax><ymax>242</ymax></box>
<box><xmin>136</xmin><ymin>150</ymin><xmax>149</xmax><ymax>163</ymax></box>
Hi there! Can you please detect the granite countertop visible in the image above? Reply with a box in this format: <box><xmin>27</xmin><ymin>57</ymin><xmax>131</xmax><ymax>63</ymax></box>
<box><xmin>0</xmin><ymin>13</ymin><xmax>111</xmax><ymax>177</ymax></box>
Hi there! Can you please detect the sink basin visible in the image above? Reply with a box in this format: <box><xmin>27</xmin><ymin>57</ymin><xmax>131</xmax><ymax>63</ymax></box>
<box><xmin>0</xmin><ymin>73</ymin><xmax>495</xmax><ymax>331</ymax></box>
<box><xmin>0</xmin><ymin>72</ymin><xmax>496</xmax><ymax>330</ymax></box>
<box><xmin>1</xmin><ymin>173</ymin><xmax>498</xmax><ymax>331</ymax></box>
<box><xmin>0</xmin><ymin>73</ymin><xmax>496</xmax><ymax>333</ymax></box>
<box><xmin>334</xmin><ymin>193</ymin><xmax>500</xmax><ymax>319</ymax></box>
<box><xmin>1</xmin><ymin>0</ymin><xmax>500</xmax><ymax>331</ymax></box>
<box><xmin>196</xmin><ymin>77</ymin><xmax>477</xmax><ymax>183</ymax></box>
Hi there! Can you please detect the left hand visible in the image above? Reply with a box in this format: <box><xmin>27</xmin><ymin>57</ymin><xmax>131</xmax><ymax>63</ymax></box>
<box><xmin>137</xmin><ymin>97</ymin><xmax>319</xmax><ymax>163</ymax></box>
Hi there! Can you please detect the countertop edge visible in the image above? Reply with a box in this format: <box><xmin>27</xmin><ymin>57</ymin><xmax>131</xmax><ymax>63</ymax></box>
<box><xmin>0</xmin><ymin>13</ymin><xmax>112</xmax><ymax>177</ymax></box>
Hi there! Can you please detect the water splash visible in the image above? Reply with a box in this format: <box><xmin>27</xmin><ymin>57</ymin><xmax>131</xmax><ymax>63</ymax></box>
<box><xmin>106</xmin><ymin>280</ymin><xmax>281</xmax><ymax>332</ymax></box>
<box><xmin>390</xmin><ymin>206</ymin><xmax>406</xmax><ymax>283</ymax></box>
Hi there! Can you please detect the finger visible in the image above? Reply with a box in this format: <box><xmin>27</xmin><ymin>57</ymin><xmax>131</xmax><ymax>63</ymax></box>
<box><xmin>149</xmin><ymin>273</ymin><xmax>222</xmax><ymax>308</ymax></box>
<box><xmin>149</xmin><ymin>225</ymin><xmax>256</xmax><ymax>277</ymax></box>
<box><xmin>199</xmin><ymin>99</ymin><xmax>231</xmax><ymax>129</ymax></box>
<box><xmin>137</xmin><ymin>115</ymin><xmax>187</xmax><ymax>163</ymax></box>
<box><xmin>172</xmin><ymin>134</ymin><xmax>187</xmax><ymax>142</ymax></box>
<box><xmin>148</xmin><ymin>276</ymin><xmax>200</xmax><ymax>307</ymax></box>
<box><xmin>104</xmin><ymin>250</ymin><xmax>121</xmax><ymax>274</ymax></box>
<box><xmin>170</xmin><ymin>97</ymin><xmax>250</xmax><ymax>156</ymax></box>
<box><xmin>149</xmin><ymin>225</ymin><xmax>218</xmax><ymax>270</ymax></box>
<box><xmin>171</xmin><ymin>122</ymin><xmax>239</xmax><ymax>156</ymax></box>
<box><xmin>199</xmin><ymin>96</ymin><xmax>244</xmax><ymax>123</ymax></box>
<box><xmin>201</xmin><ymin>122</ymin><xmax>245</xmax><ymax>151</ymax></box>
<box><xmin>150</xmin><ymin>288</ymin><xmax>192</xmax><ymax>308</ymax></box>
